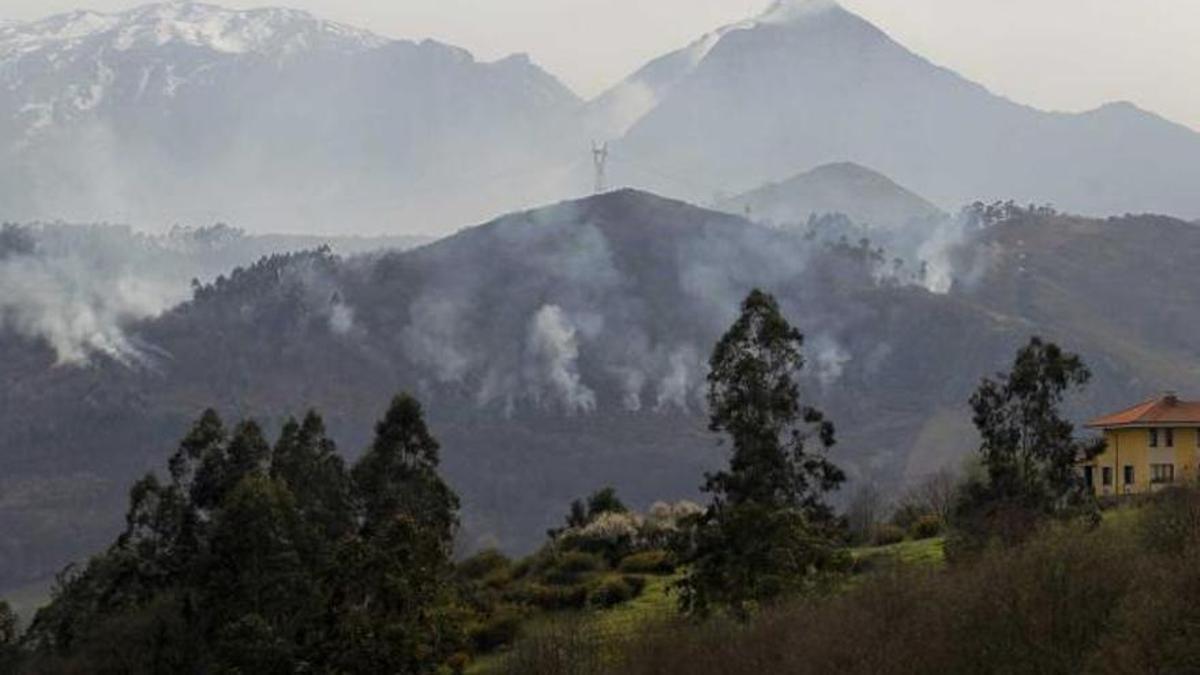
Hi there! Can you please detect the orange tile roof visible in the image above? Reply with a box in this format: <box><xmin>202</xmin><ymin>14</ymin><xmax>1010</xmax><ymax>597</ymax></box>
<box><xmin>1086</xmin><ymin>395</ymin><xmax>1200</xmax><ymax>428</ymax></box>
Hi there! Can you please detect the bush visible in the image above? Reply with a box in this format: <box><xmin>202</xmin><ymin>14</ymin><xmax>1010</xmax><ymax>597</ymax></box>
<box><xmin>513</xmin><ymin>583</ymin><xmax>589</xmax><ymax>611</ymax></box>
<box><xmin>872</xmin><ymin>524</ymin><xmax>905</xmax><ymax>546</ymax></box>
<box><xmin>909</xmin><ymin>515</ymin><xmax>942</xmax><ymax>540</ymax></box>
<box><xmin>457</xmin><ymin>548</ymin><xmax>511</xmax><ymax>580</ymax></box>
<box><xmin>622</xmin><ymin>575</ymin><xmax>648</xmax><ymax>597</ymax></box>
<box><xmin>561</xmin><ymin>512</ymin><xmax>642</xmax><ymax>564</ymax></box>
<box><xmin>1138</xmin><ymin>487</ymin><xmax>1200</xmax><ymax>555</ymax></box>
<box><xmin>468</xmin><ymin>606</ymin><xmax>525</xmax><ymax>652</ymax></box>
<box><xmin>588</xmin><ymin>577</ymin><xmax>635</xmax><ymax>609</ymax></box>
<box><xmin>618</xmin><ymin>550</ymin><xmax>676</xmax><ymax>575</ymax></box>
<box><xmin>544</xmin><ymin>551</ymin><xmax>605</xmax><ymax>585</ymax></box>
<box><xmin>890</xmin><ymin>502</ymin><xmax>925</xmax><ymax>530</ymax></box>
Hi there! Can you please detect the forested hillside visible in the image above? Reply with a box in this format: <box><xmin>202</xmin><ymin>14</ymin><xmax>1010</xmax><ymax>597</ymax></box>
<box><xmin>3</xmin><ymin>189</ymin><xmax>1200</xmax><ymax>594</ymax></box>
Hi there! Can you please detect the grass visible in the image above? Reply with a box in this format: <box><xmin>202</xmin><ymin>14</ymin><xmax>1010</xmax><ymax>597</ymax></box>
<box><xmin>467</xmin><ymin>537</ymin><xmax>950</xmax><ymax>673</ymax></box>
<box><xmin>854</xmin><ymin>536</ymin><xmax>946</xmax><ymax>567</ymax></box>
<box><xmin>466</xmin><ymin>574</ymin><xmax>679</xmax><ymax>674</ymax></box>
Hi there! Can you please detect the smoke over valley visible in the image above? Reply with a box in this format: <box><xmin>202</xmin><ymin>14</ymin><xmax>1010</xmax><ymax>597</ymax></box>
<box><xmin>2</xmin><ymin>4</ymin><xmax>1200</xmax><ymax>665</ymax></box>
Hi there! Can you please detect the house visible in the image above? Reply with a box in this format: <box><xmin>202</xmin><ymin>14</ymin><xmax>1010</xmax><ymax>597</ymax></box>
<box><xmin>1083</xmin><ymin>393</ymin><xmax>1200</xmax><ymax>495</ymax></box>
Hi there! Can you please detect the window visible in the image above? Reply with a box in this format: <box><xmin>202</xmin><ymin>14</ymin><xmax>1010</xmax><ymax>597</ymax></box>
<box><xmin>1149</xmin><ymin>429</ymin><xmax>1159</xmax><ymax>447</ymax></box>
<box><xmin>1102</xmin><ymin>467</ymin><xmax>1113</xmax><ymax>487</ymax></box>
<box><xmin>1083</xmin><ymin>466</ymin><xmax>1095</xmax><ymax>489</ymax></box>
<box><xmin>1165</xmin><ymin>428</ymin><xmax>1175</xmax><ymax>447</ymax></box>
<box><xmin>1151</xmin><ymin>464</ymin><xmax>1176</xmax><ymax>484</ymax></box>
<box><xmin>1124</xmin><ymin>465</ymin><xmax>1135</xmax><ymax>486</ymax></box>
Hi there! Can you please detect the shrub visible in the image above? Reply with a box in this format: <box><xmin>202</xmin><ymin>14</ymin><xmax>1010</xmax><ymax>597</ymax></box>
<box><xmin>909</xmin><ymin>515</ymin><xmax>942</xmax><ymax>540</ymax></box>
<box><xmin>561</xmin><ymin>512</ymin><xmax>642</xmax><ymax>564</ymax></box>
<box><xmin>622</xmin><ymin>575</ymin><xmax>648</xmax><ymax>597</ymax></box>
<box><xmin>618</xmin><ymin>550</ymin><xmax>676</xmax><ymax>575</ymax></box>
<box><xmin>468</xmin><ymin>606</ymin><xmax>525</xmax><ymax>652</ymax></box>
<box><xmin>499</xmin><ymin>615</ymin><xmax>610</xmax><ymax>675</ymax></box>
<box><xmin>588</xmin><ymin>577</ymin><xmax>635</xmax><ymax>609</ymax></box>
<box><xmin>457</xmin><ymin>548</ymin><xmax>511</xmax><ymax>581</ymax></box>
<box><xmin>513</xmin><ymin>583</ymin><xmax>589</xmax><ymax>611</ymax></box>
<box><xmin>872</xmin><ymin>524</ymin><xmax>905</xmax><ymax>546</ymax></box>
<box><xmin>1138</xmin><ymin>487</ymin><xmax>1200</xmax><ymax>555</ymax></box>
<box><xmin>445</xmin><ymin>651</ymin><xmax>471</xmax><ymax>674</ymax></box>
<box><xmin>544</xmin><ymin>551</ymin><xmax>605</xmax><ymax>585</ymax></box>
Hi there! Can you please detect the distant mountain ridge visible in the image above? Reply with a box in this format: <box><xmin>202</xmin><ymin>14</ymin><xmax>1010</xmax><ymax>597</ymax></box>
<box><xmin>600</xmin><ymin>0</ymin><xmax>1200</xmax><ymax>220</ymax></box>
<box><xmin>717</xmin><ymin>162</ymin><xmax>946</xmax><ymax>230</ymax></box>
<box><xmin>0</xmin><ymin>2</ymin><xmax>583</xmax><ymax>234</ymax></box>
<box><xmin>4</xmin><ymin>0</ymin><xmax>1200</xmax><ymax>233</ymax></box>
<box><xmin>5</xmin><ymin>188</ymin><xmax>1200</xmax><ymax>593</ymax></box>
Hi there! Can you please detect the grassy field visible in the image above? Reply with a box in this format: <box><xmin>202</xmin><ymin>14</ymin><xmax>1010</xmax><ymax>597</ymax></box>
<box><xmin>467</xmin><ymin>573</ymin><xmax>679</xmax><ymax>674</ymax></box>
<box><xmin>854</xmin><ymin>536</ymin><xmax>946</xmax><ymax>567</ymax></box>
<box><xmin>467</xmin><ymin>536</ymin><xmax>949</xmax><ymax>673</ymax></box>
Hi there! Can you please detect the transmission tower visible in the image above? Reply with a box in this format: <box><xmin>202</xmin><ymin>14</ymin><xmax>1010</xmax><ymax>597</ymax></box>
<box><xmin>591</xmin><ymin>141</ymin><xmax>609</xmax><ymax>194</ymax></box>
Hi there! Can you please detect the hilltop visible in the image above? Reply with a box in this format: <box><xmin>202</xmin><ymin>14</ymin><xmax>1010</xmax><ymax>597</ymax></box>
<box><xmin>6</xmin><ymin>189</ymin><xmax>1200</xmax><ymax>592</ymax></box>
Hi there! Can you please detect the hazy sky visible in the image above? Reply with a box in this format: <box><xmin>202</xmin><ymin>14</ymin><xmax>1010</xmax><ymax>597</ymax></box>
<box><xmin>3</xmin><ymin>0</ymin><xmax>1198</xmax><ymax>130</ymax></box>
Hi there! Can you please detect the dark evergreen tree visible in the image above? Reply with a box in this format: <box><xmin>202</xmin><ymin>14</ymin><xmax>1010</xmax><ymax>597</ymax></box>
<box><xmin>549</xmin><ymin>486</ymin><xmax>628</xmax><ymax>538</ymax></box>
<box><xmin>585</xmin><ymin>487</ymin><xmax>627</xmax><ymax>519</ymax></box>
<box><xmin>200</xmin><ymin>475</ymin><xmax>311</xmax><ymax>673</ymax></box>
<box><xmin>22</xmin><ymin>394</ymin><xmax>464</xmax><ymax>673</ymax></box>
<box><xmin>676</xmin><ymin>289</ymin><xmax>846</xmax><ymax>618</ymax></box>
<box><xmin>270</xmin><ymin>411</ymin><xmax>354</xmax><ymax>540</ymax></box>
<box><xmin>331</xmin><ymin>394</ymin><xmax>464</xmax><ymax>672</ymax></box>
<box><xmin>952</xmin><ymin>337</ymin><xmax>1105</xmax><ymax>552</ymax></box>
<box><xmin>0</xmin><ymin>600</ymin><xmax>18</xmax><ymax>672</ymax></box>
<box><xmin>352</xmin><ymin>394</ymin><xmax>459</xmax><ymax>540</ymax></box>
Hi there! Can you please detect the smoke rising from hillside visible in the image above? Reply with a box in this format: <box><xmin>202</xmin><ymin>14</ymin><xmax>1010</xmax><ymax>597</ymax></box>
<box><xmin>384</xmin><ymin>194</ymin><xmax>985</xmax><ymax>416</ymax></box>
<box><xmin>526</xmin><ymin>305</ymin><xmax>597</xmax><ymax>414</ymax></box>
<box><xmin>0</xmin><ymin>224</ymin><xmax>411</xmax><ymax>365</ymax></box>
<box><xmin>0</xmin><ymin>225</ymin><xmax>193</xmax><ymax>364</ymax></box>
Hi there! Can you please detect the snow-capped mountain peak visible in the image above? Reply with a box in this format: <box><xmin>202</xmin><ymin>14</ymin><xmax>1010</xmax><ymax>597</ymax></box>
<box><xmin>0</xmin><ymin>1</ymin><xmax>387</xmax><ymax>60</ymax></box>
<box><xmin>756</xmin><ymin>0</ymin><xmax>842</xmax><ymax>25</ymax></box>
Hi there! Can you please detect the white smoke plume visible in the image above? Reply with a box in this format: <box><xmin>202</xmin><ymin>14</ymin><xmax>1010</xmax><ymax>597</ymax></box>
<box><xmin>656</xmin><ymin>346</ymin><xmax>704</xmax><ymax>412</ymax></box>
<box><xmin>0</xmin><ymin>223</ymin><xmax>390</xmax><ymax>366</ymax></box>
<box><xmin>809</xmin><ymin>334</ymin><xmax>851</xmax><ymax>387</ymax></box>
<box><xmin>525</xmin><ymin>304</ymin><xmax>596</xmax><ymax>414</ymax></box>
<box><xmin>0</xmin><ymin>225</ymin><xmax>190</xmax><ymax>364</ymax></box>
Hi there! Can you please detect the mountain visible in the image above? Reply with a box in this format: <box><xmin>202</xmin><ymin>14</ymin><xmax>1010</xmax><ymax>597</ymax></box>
<box><xmin>716</xmin><ymin>161</ymin><xmax>946</xmax><ymax>229</ymax></box>
<box><xmin>5</xmin><ymin>188</ymin><xmax>1200</xmax><ymax>593</ymax></box>
<box><xmin>599</xmin><ymin>0</ymin><xmax>1200</xmax><ymax>220</ymax></box>
<box><xmin>0</xmin><ymin>2</ymin><xmax>583</xmax><ymax>233</ymax></box>
<box><xmin>0</xmin><ymin>221</ymin><xmax>429</xmax><ymax>366</ymax></box>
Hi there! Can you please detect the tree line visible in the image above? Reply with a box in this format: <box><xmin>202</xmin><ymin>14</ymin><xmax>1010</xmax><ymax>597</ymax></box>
<box><xmin>0</xmin><ymin>288</ymin><xmax>1104</xmax><ymax>673</ymax></box>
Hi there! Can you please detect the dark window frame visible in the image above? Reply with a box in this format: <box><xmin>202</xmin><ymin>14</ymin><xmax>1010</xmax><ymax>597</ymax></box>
<box><xmin>1151</xmin><ymin>463</ymin><xmax>1176</xmax><ymax>484</ymax></box>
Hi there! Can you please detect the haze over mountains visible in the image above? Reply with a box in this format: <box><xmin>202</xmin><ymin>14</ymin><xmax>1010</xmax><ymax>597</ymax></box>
<box><xmin>0</xmin><ymin>2</ymin><xmax>582</xmax><ymax>233</ymax></box>
<box><xmin>5</xmin><ymin>189</ymin><xmax>1200</xmax><ymax>593</ymax></box>
<box><xmin>717</xmin><ymin>162</ymin><xmax>946</xmax><ymax>230</ymax></box>
<box><xmin>3</xmin><ymin>0</ymin><xmax>1200</xmax><ymax>599</ymax></box>
<box><xmin>608</xmin><ymin>0</ymin><xmax>1200</xmax><ymax>217</ymax></box>
<box><xmin>0</xmin><ymin>0</ymin><xmax>1198</xmax><ymax>234</ymax></box>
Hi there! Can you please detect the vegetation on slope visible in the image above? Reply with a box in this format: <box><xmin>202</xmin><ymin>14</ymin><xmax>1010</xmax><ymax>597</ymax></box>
<box><xmin>502</xmin><ymin>489</ymin><xmax>1200</xmax><ymax>675</ymax></box>
<box><xmin>0</xmin><ymin>287</ymin><xmax>1161</xmax><ymax>674</ymax></box>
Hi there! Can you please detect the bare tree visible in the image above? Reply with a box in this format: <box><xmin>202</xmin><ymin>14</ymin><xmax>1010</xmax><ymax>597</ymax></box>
<box><xmin>846</xmin><ymin>481</ymin><xmax>885</xmax><ymax>544</ymax></box>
